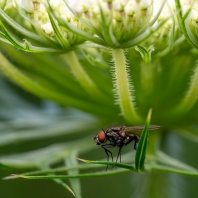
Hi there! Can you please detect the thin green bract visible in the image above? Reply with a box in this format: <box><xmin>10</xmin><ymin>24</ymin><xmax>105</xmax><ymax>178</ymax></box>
<box><xmin>135</xmin><ymin>109</ymin><xmax>152</xmax><ymax>171</ymax></box>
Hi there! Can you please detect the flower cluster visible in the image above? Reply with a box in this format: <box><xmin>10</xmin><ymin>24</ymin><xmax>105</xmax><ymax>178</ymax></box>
<box><xmin>20</xmin><ymin>0</ymin><xmax>92</xmax><ymax>48</ymax></box>
<box><xmin>0</xmin><ymin>0</ymin><xmax>198</xmax><ymax>124</ymax></box>
<box><xmin>80</xmin><ymin>0</ymin><xmax>153</xmax><ymax>43</ymax></box>
<box><xmin>17</xmin><ymin>0</ymin><xmax>161</xmax><ymax>48</ymax></box>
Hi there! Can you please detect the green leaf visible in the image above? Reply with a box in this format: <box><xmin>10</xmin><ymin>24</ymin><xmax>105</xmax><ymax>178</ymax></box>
<box><xmin>0</xmin><ymin>8</ymin><xmax>47</xmax><ymax>43</ymax></box>
<box><xmin>65</xmin><ymin>152</ymin><xmax>81</xmax><ymax>198</ymax></box>
<box><xmin>78</xmin><ymin>158</ymin><xmax>135</xmax><ymax>171</ymax></box>
<box><xmin>0</xmin><ymin>118</ymin><xmax>99</xmax><ymax>146</ymax></box>
<box><xmin>52</xmin><ymin>4</ymin><xmax>103</xmax><ymax>45</ymax></box>
<box><xmin>136</xmin><ymin>0</ymin><xmax>166</xmax><ymax>36</ymax></box>
<box><xmin>144</xmin><ymin>152</ymin><xmax>198</xmax><ymax>177</ymax></box>
<box><xmin>46</xmin><ymin>2</ymin><xmax>70</xmax><ymax>49</ymax></box>
<box><xmin>41</xmin><ymin>165</ymin><xmax>75</xmax><ymax>197</ymax></box>
<box><xmin>174</xmin><ymin>0</ymin><xmax>198</xmax><ymax>48</ymax></box>
<box><xmin>122</xmin><ymin>19</ymin><xmax>168</xmax><ymax>48</ymax></box>
<box><xmin>7</xmin><ymin>169</ymin><xmax>131</xmax><ymax>180</ymax></box>
<box><xmin>154</xmin><ymin>21</ymin><xmax>175</xmax><ymax>58</ymax></box>
<box><xmin>156</xmin><ymin>151</ymin><xmax>198</xmax><ymax>172</ymax></box>
<box><xmin>0</xmin><ymin>143</ymin><xmax>71</xmax><ymax>169</ymax></box>
<box><xmin>0</xmin><ymin>21</ymin><xmax>63</xmax><ymax>53</ymax></box>
<box><xmin>150</xmin><ymin>165</ymin><xmax>198</xmax><ymax>177</ymax></box>
<box><xmin>135</xmin><ymin>45</ymin><xmax>155</xmax><ymax>63</ymax></box>
<box><xmin>52</xmin><ymin>178</ymin><xmax>75</xmax><ymax>197</ymax></box>
<box><xmin>135</xmin><ymin>109</ymin><xmax>152</xmax><ymax>171</ymax></box>
<box><xmin>98</xmin><ymin>5</ymin><xmax>119</xmax><ymax>47</ymax></box>
<box><xmin>0</xmin><ymin>135</ymin><xmax>94</xmax><ymax>169</ymax></box>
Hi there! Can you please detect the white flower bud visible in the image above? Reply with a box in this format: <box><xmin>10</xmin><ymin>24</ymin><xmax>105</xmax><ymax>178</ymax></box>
<box><xmin>41</xmin><ymin>22</ymin><xmax>54</xmax><ymax>35</ymax></box>
<box><xmin>66</xmin><ymin>0</ymin><xmax>96</xmax><ymax>14</ymax></box>
<box><xmin>91</xmin><ymin>2</ymin><xmax>110</xmax><ymax>17</ymax></box>
<box><xmin>113</xmin><ymin>0</ymin><xmax>126</xmax><ymax>11</ymax></box>
<box><xmin>21</xmin><ymin>0</ymin><xmax>34</xmax><ymax>13</ymax></box>
<box><xmin>49</xmin><ymin>0</ymin><xmax>62</xmax><ymax>9</ymax></box>
<box><xmin>21</xmin><ymin>0</ymin><xmax>44</xmax><ymax>13</ymax></box>
<box><xmin>59</xmin><ymin>6</ymin><xmax>73</xmax><ymax>21</ymax></box>
<box><xmin>190</xmin><ymin>9</ymin><xmax>198</xmax><ymax>22</ymax></box>
<box><xmin>124</xmin><ymin>1</ymin><xmax>138</xmax><ymax>16</ymax></box>
<box><xmin>39</xmin><ymin>3</ymin><xmax>46</xmax><ymax>12</ymax></box>
<box><xmin>140</xmin><ymin>0</ymin><xmax>152</xmax><ymax>9</ymax></box>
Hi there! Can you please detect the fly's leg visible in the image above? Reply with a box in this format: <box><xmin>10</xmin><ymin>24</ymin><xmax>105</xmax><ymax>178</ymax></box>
<box><xmin>115</xmin><ymin>144</ymin><xmax>124</xmax><ymax>167</ymax></box>
<box><xmin>102</xmin><ymin>143</ymin><xmax>115</xmax><ymax>171</ymax></box>
<box><xmin>124</xmin><ymin>137</ymin><xmax>134</xmax><ymax>146</ymax></box>
<box><xmin>124</xmin><ymin>135</ymin><xmax>140</xmax><ymax>149</ymax></box>
<box><xmin>133</xmin><ymin>135</ymin><xmax>140</xmax><ymax>150</ymax></box>
<box><xmin>103</xmin><ymin>148</ymin><xmax>112</xmax><ymax>171</ymax></box>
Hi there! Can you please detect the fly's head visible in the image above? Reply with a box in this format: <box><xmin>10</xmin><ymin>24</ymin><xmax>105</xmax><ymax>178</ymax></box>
<box><xmin>93</xmin><ymin>130</ymin><xmax>107</xmax><ymax>145</ymax></box>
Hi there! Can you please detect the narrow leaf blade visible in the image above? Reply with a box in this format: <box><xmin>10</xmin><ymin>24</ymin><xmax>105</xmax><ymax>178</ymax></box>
<box><xmin>78</xmin><ymin>158</ymin><xmax>135</xmax><ymax>170</ymax></box>
<box><xmin>135</xmin><ymin>109</ymin><xmax>152</xmax><ymax>171</ymax></box>
<box><xmin>65</xmin><ymin>152</ymin><xmax>81</xmax><ymax>198</ymax></box>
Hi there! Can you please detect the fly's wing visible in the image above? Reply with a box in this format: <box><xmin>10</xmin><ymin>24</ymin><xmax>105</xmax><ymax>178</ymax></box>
<box><xmin>122</xmin><ymin>125</ymin><xmax>161</xmax><ymax>136</ymax></box>
<box><xmin>123</xmin><ymin>125</ymin><xmax>161</xmax><ymax>131</ymax></box>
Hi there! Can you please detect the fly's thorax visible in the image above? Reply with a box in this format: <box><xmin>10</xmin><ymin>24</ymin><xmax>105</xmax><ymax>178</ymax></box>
<box><xmin>105</xmin><ymin>125</ymin><xmax>125</xmax><ymax>134</ymax></box>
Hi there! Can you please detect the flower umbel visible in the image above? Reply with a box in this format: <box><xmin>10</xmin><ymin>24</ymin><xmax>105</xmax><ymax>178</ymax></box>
<box><xmin>20</xmin><ymin>0</ymin><xmax>93</xmax><ymax>50</ymax></box>
<box><xmin>63</xmin><ymin>0</ymin><xmax>164</xmax><ymax>48</ymax></box>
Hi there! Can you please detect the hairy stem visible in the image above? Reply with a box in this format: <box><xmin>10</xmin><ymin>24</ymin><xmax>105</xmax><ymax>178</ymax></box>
<box><xmin>112</xmin><ymin>48</ymin><xmax>141</xmax><ymax>123</ymax></box>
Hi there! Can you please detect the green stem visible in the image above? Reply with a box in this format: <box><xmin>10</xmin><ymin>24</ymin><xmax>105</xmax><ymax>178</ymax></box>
<box><xmin>65</xmin><ymin>51</ymin><xmax>106</xmax><ymax>99</ymax></box>
<box><xmin>150</xmin><ymin>165</ymin><xmax>198</xmax><ymax>177</ymax></box>
<box><xmin>139</xmin><ymin>61</ymin><xmax>154</xmax><ymax>109</ymax></box>
<box><xmin>112</xmin><ymin>48</ymin><xmax>141</xmax><ymax>123</ymax></box>
<box><xmin>18</xmin><ymin>169</ymin><xmax>131</xmax><ymax>180</ymax></box>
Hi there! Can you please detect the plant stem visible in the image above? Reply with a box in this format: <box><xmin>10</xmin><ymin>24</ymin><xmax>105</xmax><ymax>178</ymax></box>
<box><xmin>139</xmin><ymin>61</ymin><xmax>154</xmax><ymax>109</ymax></box>
<box><xmin>112</xmin><ymin>48</ymin><xmax>141</xmax><ymax>123</ymax></box>
<box><xmin>18</xmin><ymin>169</ymin><xmax>131</xmax><ymax>180</ymax></box>
<box><xmin>65</xmin><ymin>51</ymin><xmax>107</xmax><ymax>100</ymax></box>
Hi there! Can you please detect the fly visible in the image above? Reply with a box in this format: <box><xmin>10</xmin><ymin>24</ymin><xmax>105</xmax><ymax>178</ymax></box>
<box><xmin>93</xmin><ymin>125</ymin><xmax>161</xmax><ymax>171</ymax></box>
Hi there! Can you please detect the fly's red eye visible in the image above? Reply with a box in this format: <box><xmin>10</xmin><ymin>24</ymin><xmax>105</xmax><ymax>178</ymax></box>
<box><xmin>97</xmin><ymin>131</ymin><xmax>106</xmax><ymax>143</ymax></box>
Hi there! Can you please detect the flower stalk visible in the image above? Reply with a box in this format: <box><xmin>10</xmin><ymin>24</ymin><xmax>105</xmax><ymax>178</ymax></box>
<box><xmin>64</xmin><ymin>50</ymin><xmax>110</xmax><ymax>102</ymax></box>
<box><xmin>112</xmin><ymin>48</ymin><xmax>141</xmax><ymax>123</ymax></box>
